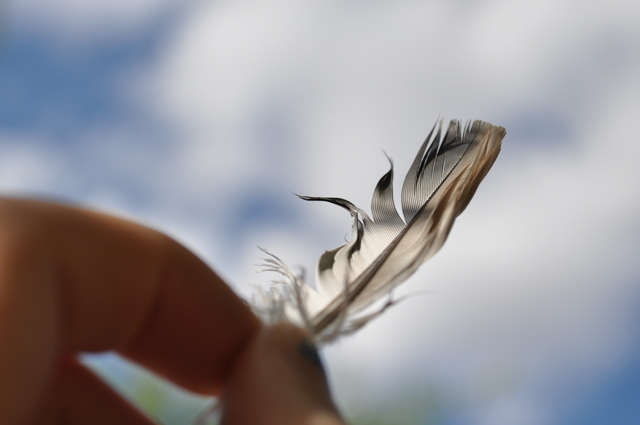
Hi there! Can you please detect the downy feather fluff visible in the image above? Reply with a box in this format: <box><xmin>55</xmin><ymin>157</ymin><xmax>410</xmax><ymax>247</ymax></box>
<box><xmin>254</xmin><ymin>119</ymin><xmax>506</xmax><ymax>343</ymax></box>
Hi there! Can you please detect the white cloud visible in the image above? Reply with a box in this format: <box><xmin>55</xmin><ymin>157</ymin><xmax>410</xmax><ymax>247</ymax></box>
<box><xmin>321</xmin><ymin>62</ymin><xmax>640</xmax><ymax>423</ymax></box>
<box><xmin>0</xmin><ymin>134</ymin><xmax>72</xmax><ymax>194</ymax></box>
<box><xmin>130</xmin><ymin>0</ymin><xmax>640</xmax><ymax>422</ymax></box>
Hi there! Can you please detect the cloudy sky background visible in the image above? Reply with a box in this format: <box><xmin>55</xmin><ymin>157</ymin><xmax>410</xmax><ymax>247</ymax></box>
<box><xmin>2</xmin><ymin>0</ymin><xmax>640</xmax><ymax>424</ymax></box>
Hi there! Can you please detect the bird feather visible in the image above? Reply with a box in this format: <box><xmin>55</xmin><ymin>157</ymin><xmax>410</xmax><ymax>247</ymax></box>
<box><xmin>254</xmin><ymin>119</ymin><xmax>506</xmax><ymax>343</ymax></box>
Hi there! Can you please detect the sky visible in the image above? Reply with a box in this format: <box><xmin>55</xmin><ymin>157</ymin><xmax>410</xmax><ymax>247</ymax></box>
<box><xmin>1</xmin><ymin>0</ymin><xmax>640</xmax><ymax>424</ymax></box>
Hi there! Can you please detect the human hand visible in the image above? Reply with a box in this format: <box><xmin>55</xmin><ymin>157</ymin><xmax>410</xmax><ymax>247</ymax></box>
<box><xmin>0</xmin><ymin>198</ymin><xmax>345</xmax><ymax>425</ymax></box>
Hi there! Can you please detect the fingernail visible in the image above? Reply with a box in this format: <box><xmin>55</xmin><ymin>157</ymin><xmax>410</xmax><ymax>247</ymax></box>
<box><xmin>298</xmin><ymin>340</ymin><xmax>325</xmax><ymax>372</ymax></box>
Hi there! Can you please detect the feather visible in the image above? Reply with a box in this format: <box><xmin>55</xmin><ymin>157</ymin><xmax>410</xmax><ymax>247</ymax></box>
<box><xmin>254</xmin><ymin>119</ymin><xmax>506</xmax><ymax>343</ymax></box>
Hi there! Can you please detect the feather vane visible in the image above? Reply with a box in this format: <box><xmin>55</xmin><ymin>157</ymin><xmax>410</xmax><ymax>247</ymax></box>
<box><xmin>254</xmin><ymin>119</ymin><xmax>506</xmax><ymax>343</ymax></box>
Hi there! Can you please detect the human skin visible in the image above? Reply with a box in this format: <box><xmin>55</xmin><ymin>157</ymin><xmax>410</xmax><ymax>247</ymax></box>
<box><xmin>0</xmin><ymin>198</ymin><xmax>345</xmax><ymax>425</ymax></box>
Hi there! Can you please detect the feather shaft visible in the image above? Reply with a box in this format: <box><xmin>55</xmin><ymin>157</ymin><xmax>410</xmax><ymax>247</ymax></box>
<box><xmin>254</xmin><ymin>119</ymin><xmax>506</xmax><ymax>342</ymax></box>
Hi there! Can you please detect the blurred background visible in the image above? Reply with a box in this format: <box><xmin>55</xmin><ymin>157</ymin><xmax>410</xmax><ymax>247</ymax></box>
<box><xmin>1</xmin><ymin>0</ymin><xmax>640</xmax><ymax>424</ymax></box>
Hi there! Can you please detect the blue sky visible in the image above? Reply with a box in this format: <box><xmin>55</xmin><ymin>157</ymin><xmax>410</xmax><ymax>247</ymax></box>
<box><xmin>2</xmin><ymin>1</ymin><xmax>640</xmax><ymax>424</ymax></box>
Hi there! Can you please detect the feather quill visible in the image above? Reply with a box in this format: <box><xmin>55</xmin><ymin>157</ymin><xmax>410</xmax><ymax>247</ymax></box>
<box><xmin>254</xmin><ymin>119</ymin><xmax>506</xmax><ymax>343</ymax></box>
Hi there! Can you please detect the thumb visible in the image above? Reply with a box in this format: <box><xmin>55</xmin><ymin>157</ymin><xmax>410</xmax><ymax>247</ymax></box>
<box><xmin>220</xmin><ymin>323</ymin><xmax>345</xmax><ymax>425</ymax></box>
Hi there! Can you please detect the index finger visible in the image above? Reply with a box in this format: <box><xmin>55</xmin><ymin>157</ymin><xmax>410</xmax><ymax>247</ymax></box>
<box><xmin>0</xmin><ymin>198</ymin><xmax>260</xmax><ymax>402</ymax></box>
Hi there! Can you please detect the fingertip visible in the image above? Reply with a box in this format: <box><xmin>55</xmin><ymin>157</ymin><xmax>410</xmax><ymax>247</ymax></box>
<box><xmin>119</xmin><ymin>235</ymin><xmax>262</xmax><ymax>394</ymax></box>
<box><xmin>221</xmin><ymin>323</ymin><xmax>345</xmax><ymax>425</ymax></box>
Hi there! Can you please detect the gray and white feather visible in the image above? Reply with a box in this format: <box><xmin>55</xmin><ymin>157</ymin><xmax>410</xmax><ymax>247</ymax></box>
<box><xmin>254</xmin><ymin>119</ymin><xmax>506</xmax><ymax>343</ymax></box>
